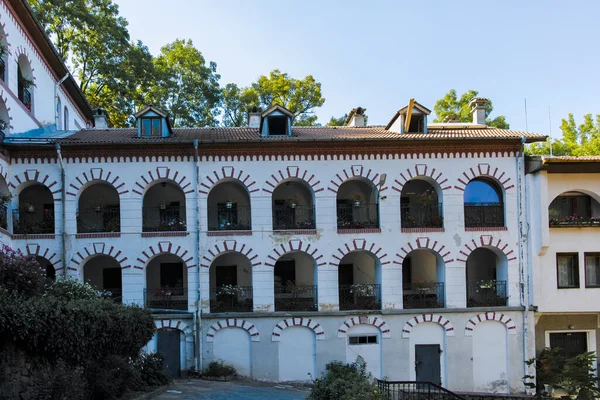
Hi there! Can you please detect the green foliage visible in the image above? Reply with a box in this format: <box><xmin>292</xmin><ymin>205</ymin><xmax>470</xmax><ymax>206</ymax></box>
<box><xmin>203</xmin><ymin>360</ymin><xmax>237</xmax><ymax>377</ymax></box>
<box><xmin>309</xmin><ymin>360</ymin><xmax>384</xmax><ymax>400</ymax></box>
<box><xmin>134</xmin><ymin>353</ymin><xmax>171</xmax><ymax>388</ymax></box>
<box><xmin>327</xmin><ymin>114</ymin><xmax>347</xmax><ymax>126</ymax></box>
<box><xmin>526</xmin><ymin>113</ymin><xmax>600</xmax><ymax>156</ymax></box>
<box><xmin>433</xmin><ymin>89</ymin><xmax>509</xmax><ymax>128</ymax></box>
<box><xmin>45</xmin><ymin>277</ymin><xmax>102</xmax><ymax>301</ymax></box>
<box><xmin>0</xmin><ymin>245</ymin><xmax>47</xmax><ymax>296</ymax></box>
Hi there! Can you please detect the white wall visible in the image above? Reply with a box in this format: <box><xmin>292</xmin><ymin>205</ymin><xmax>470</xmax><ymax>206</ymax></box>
<box><xmin>472</xmin><ymin>321</ymin><xmax>509</xmax><ymax>393</ymax></box>
<box><xmin>345</xmin><ymin>324</ymin><xmax>381</xmax><ymax>379</ymax></box>
<box><xmin>278</xmin><ymin>326</ymin><xmax>316</xmax><ymax>382</ymax></box>
<box><xmin>213</xmin><ymin>328</ymin><xmax>252</xmax><ymax>377</ymax></box>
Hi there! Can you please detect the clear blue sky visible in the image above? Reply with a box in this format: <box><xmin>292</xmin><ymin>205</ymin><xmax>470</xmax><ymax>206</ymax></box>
<box><xmin>114</xmin><ymin>0</ymin><xmax>600</xmax><ymax>135</ymax></box>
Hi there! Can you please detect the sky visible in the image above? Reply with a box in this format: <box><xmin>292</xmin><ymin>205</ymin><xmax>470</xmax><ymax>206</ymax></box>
<box><xmin>113</xmin><ymin>0</ymin><xmax>600</xmax><ymax>136</ymax></box>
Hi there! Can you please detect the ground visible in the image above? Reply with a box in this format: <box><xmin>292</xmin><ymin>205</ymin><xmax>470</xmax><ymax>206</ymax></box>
<box><xmin>152</xmin><ymin>379</ymin><xmax>310</xmax><ymax>400</ymax></box>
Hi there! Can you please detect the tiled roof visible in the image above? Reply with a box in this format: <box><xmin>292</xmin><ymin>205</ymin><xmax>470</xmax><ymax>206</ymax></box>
<box><xmin>542</xmin><ymin>156</ymin><xmax>600</xmax><ymax>163</ymax></box>
<box><xmin>50</xmin><ymin>126</ymin><xmax>546</xmax><ymax>145</ymax></box>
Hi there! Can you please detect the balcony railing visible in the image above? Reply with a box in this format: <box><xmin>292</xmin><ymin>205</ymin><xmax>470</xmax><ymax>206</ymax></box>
<box><xmin>401</xmin><ymin>203</ymin><xmax>444</xmax><ymax>228</ymax></box>
<box><xmin>19</xmin><ymin>86</ymin><xmax>32</xmax><ymax>111</ymax></box>
<box><xmin>77</xmin><ymin>207</ymin><xmax>120</xmax><ymax>233</ymax></box>
<box><xmin>0</xmin><ymin>204</ymin><xmax>7</xmax><ymax>230</ymax></box>
<box><xmin>273</xmin><ymin>204</ymin><xmax>315</xmax><ymax>230</ymax></box>
<box><xmin>142</xmin><ymin>206</ymin><xmax>186</xmax><ymax>232</ymax></box>
<box><xmin>208</xmin><ymin>204</ymin><xmax>251</xmax><ymax>231</ymax></box>
<box><xmin>549</xmin><ymin>212</ymin><xmax>600</xmax><ymax>227</ymax></box>
<box><xmin>144</xmin><ymin>287</ymin><xmax>188</xmax><ymax>310</ymax></box>
<box><xmin>337</xmin><ymin>203</ymin><xmax>379</xmax><ymax>229</ymax></box>
<box><xmin>464</xmin><ymin>202</ymin><xmax>504</xmax><ymax>228</ymax></box>
<box><xmin>339</xmin><ymin>283</ymin><xmax>381</xmax><ymax>311</ymax></box>
<box><xmin>403</xmin><ymin>282</ymin><xmax>445</xmax><ymax>309</ymax></box>
<box><xmin>209</xmin><ymin>285</ymin><xmax>253</xmax><ymax>312</ymax></box>
<box><xmin>12</xmin><ymin>208</ymin><xmax>54</xmax><ymax>234</ymax></box>
<box><xmin>466</xmin><ymin>280</ymin><xmax>507</xmax><ymax>307</ymax></box>
<box><xmin>274</xmin><ymin>284</ymin><xmax>317</xmax><ymax>311</ymax></box>
<box><xmin>0</xmin><ymin>59</ymin><xmax>5</xmax><ymax>83</ymax></box>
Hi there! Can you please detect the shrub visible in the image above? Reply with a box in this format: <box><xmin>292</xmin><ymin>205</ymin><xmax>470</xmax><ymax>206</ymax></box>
<box><xmin>134</xmin><ymin>353</ymin><xmax>171</xmax><ymax>388</ymax></box>
<box><xmin>45</xmin><ymin>277</ymin><xmax>101</xmax><ymax>301</ymax></box>
<box><xmin>309</xmin><ymin>360</ymin><xmax>384</xmax><ymax>400</ymax></box>
<box><xmin>203</xmin><ymin>360</ymin><xmax>236</xmax><ymax>377</ymax></box>
<box><xmin>0</xmin><ymin>245</ymin><xmax>47</xmax><ymax>296</ymax></box>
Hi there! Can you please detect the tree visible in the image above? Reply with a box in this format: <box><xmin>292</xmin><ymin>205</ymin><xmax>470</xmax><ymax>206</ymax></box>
<box><xmin>221</xmin><ymin>83</ymin><xmax>255</xmax><ymax>127</ymax></box>
<box><xmin>527</xmin><ymin>113</ymin><xmax>600</xmax><ymax>156</ymax></box>
<box><xmin>433</xmin><ymin>89</ymin><xmax>510</xmax><ymax>129</ymax></box>
<box><xmin>327</xmin><ymin>115</ymin><xmax>347</xmax><ymax>126</ymax></box>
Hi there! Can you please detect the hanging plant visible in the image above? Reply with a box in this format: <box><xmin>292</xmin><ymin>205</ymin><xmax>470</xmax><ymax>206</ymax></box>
<box><xmin>19</xmin><ymin>76</ymin><xmax>35</xmax><ymax>89</ymax></box>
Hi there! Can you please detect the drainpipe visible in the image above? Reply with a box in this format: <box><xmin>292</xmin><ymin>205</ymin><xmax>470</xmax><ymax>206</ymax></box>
<box><xmin>54</xmin><ymin>74</ymin><xmax>69</xmax><ymax>128</ymax></box>
<box><xmin>193</xmin><ymin>139</ymin><xmax>201</xmax><ymax>373</ymax></box>
<box><xmin>55</xmin><ymin>144</ymin><xmax>67</xmax><ymax>278</ymax></box>
<box><xmin>517</xmin><ymin>137</ymin><xmax>530</xmax><ymax>388</ymax></box>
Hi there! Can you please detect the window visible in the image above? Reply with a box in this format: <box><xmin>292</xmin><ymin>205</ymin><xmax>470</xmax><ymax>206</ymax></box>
<box><xmin>557</xmin><ymin>253</ymin><xmax>579</xmax><ymax>288</ymax></box>
<box><xmin>464</xmin><ymin>178</ymin><xmax>504</xmax><ymax>228</ymax></box>
<box><xmin>585</xmin><ymin>253</ymin><xmax>600</xmax><ymax>288</ymax></box>
<box><xmin>64</xmin><ymin>107</ymin><xmax>69</xmax><ymax>130</ymax></box>
<box><xmin>267</xmin><ymin>116</ymin><xmax>288</xmax><ymax>135</ymax></box>
<box><xmin>549</xmin><ymin>332</ymin><xmax>587</xmax><ymax>358</ymax></box>
<box><xmin>407</xmin><ymin>115</ymin><xmax>425</xmax><ymax>132</ymax></box>
<box><xmin>550</xmin><ymin>193</ymin><xmax>591</xmax><ymax>220</ymax></box>
<box><xmin>349</xmin><ymin>335</ymin><xmax>378</xmax><ymax>345</ymax></box>
<box><xmin>141</xmin><ymin>117</ymin><xmax>162</xmax><ymax>136</ymax></box>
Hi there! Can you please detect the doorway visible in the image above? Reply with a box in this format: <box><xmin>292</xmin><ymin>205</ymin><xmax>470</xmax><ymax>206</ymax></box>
<box><xmin>415</xmin><ymin>344</ymin><xmax>441</xmax><ymax>385</ymax></box>
<box><xmin>157</xmin><ymin>329</ymin><xmax>181</xmax><ymax>377</ymax></box>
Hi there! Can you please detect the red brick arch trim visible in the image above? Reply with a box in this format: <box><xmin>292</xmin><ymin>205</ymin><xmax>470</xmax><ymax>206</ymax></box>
<box><xmin>395</xmin><ymin>237</ymin><xmax>454</xmax><ymax>265</ymax></box>
<box><xmin>200</xmin><ymin>240</ymin><xmax>260</xmax><ymax>268</ymax></box>
<box><xmin>70</xmin><ymin>243</ymin><xmax>130</xmax><ymax>271</ymax></box>
<box><xmin>14</xmin><ymin>48</ymin><xmax>35</xmax><ymax>81</ymax></box>
<box><xmin>262</xmin><ymin>166</ymin><xmax>324</xmax><ymax>196</ymax></box>
<box><xmin>402</xmin><ymin>314</ymin><xmax>455</xmax><ymax>338</ymax></box>
<box><xmin>134</xmin><ymin>241</ymin><xmax>194</xmax><ymax>270</ymax></box>
<box><xmin>327</xmin><ymin>165</ymin><xmax>388</xmax><ymax>194</ymax></box>
<box><xmin>206</xmin><ymin>319</ymin><xmax>259</xmax><ymax>342</ymax></box>
<box><xmin>330</xmin><ymin>239</ymin><xmax>390</xmax><ymax>266</ymax></box>
<box><xmin>198</xmin><ymin>166</ymin><xmax>258</xmax><ymax>197</ymax></box>
<box><xmin>456</xmin><ymin>235</ymin><xmax>517</xmax><ymax>263</ymax></box>
<box><xmin>131</xmin><ymin>166</ymin><xmax>193</xmax><ymax>196</ymax></box>
<box><xmin>454</xmin><ymin>163</ymin><xmax>514</xmax><ymax>192</ymax></box>
<box><xmin>0</xmin><ymin>90</ymin><xmax>14</xmax><ymax>132</ymax></box>
<box><xmin>337</xmin><ymin>316</ymin><xmax>391</xmax><ymax>339</ymax></box>
<box><xmin>0</xmin><ymin>160</ymin><xmax>10</xmax><ymax>185</ymax></box>
<box><xmin>20</xmin><ymin>244</ymin><xmax>63</xmax><ymax>272</ymax></box>
<box><xmin>272</xmin><ymin>317</ymin><xmax>324</xmax><ymax>342</ymax></box>
<box><xmin>155</xmin><ymin>319</ymin><xmax>194</xmax><ymax>341</ymax></box>
<box><xmin>391</xmin><ymin>164</ymin><xmax>451</xmax><ymax>193</ymax></box>
<box><xmin>264</xmin><ymin>239</ymin><xmax>326</xmax><ymax>267</ymax></box>
<box><xmin>9</xmin><ymin>169</ymin><xmax>61</xmax><ymax>200</ymax></box>
<box><xmin>66</xmin><ymin>168</ymin><xmax>128</xmax><ymax>197</ymax></box>
<box><xmin>465</xmin><ymin>312</ymin><xmax>517</xmax><ymax>336</ymax></box>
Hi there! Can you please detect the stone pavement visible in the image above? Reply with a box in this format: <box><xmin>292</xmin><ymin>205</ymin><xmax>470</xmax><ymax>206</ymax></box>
<box><xmin>152</xmin><ymin>379</ymin><xmax>310</xmax><ymax>400</ymax></box>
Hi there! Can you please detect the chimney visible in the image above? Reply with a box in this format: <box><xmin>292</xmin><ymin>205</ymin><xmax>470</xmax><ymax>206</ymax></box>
<box><xmin>346</xmin><ymin>107</ymin><xmax>366</xmax><ymax>127</ymax></box>
<box><xmin>469</xmin><ymin>97</ymin><xmax>489</xmax><ymax>125</ymax></box>
<box><xmin>93</xmin><ymin>108</ymin><xmax>109</xmax><ymax>129</ymax></box>
<box><xmin>247</xmin><ymin>106</ymin><xmax>261</xmax><ymax>129</ymax></box>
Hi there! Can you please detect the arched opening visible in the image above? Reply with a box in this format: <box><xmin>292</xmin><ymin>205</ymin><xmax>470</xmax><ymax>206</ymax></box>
<box><xmin>549</xmin><ymin>191</ymin><xmax>600</xmax><ymax>226</ymax></box>
<box><xmin>338</xmin><ymin>251</ymin><xmax>381</xmax><ymax>311</ymax></box>
<box><xmin>0</xmin><ymin>98</ymin><xmax>9</xmax><ymax>136</ymax></box>
<box><xmin>209</xmin><ymin>252</ymin><xmax>253</xmax><ymax>312</ymax></box>
<box><xmin>17</xmin><ymin>55</ymin><xmax>34</xmax><ymax>112</ymax></box>
<box><xmin>345</xmin><ymin>324</ymin><xmax>382</xmax><ymax>379</ymax></box>
<box><xmin>14</xmin><ymin>184</ymin><xmax>54</xmax><ymax>234</ymax></box>
<box><xmin>35</xmin><ymin>256</ymin><xmax>55</xmax><ymax>281</ymax></box>
<box><xmin>212</xmin><ymin>328</ymin><xmax>252</xmax><ymax>377</ymax></box>
<box><xmin>0</xmin><ymin>175</ymin><xmax>9</xmax><ymax>230</ymax></box>
<box><xmin>278</xmin><ymin>326</ymin><xmax>315</xmax><ymax>382</ymax></box>
<box><xmin>402</xmin><ymin>249</ymin><xmax>445</xmax><ymax>309</ymax></box>
<box><xmin>83</xmin><ymin>255</ymin><xmax>122</xmax><ymax>302</ymax></box>
<box><xmin>274</xmin><ymin>251</ymin><xmax>317</xmax><ymax>311</ymax></box>
<box><xmin>145</xmin><ymin>254</ymin><xmax>188</xmax><ymax>310</ymax></box>
<box><xmin>272</xmin><ymin>180</ymin><xmax>315</xmax><ymax>230</ymax></box>
<box><xmin>77</xmin><ymin>183</ymin><xmax>120</xmax><ymax>233</ymax></box>
<box><xmin>0</xmin><ymin>25</ymin><xmax>8</xmax><ymax>83</ymax></box>
<box><xmin>64</xmin><ymin>106</ymin><xmax>69</xmax><ymax>130</ymax></box>
<box><xmin>466</xmin><ymin>248</ymin><xmax>508</xmax><ymax>307</ymax></box>
<box><xmin>336</xmin><ymin>179</ymin><xmax>379</xmax><ymax>230</ymax></box>
<box><xmin>464</xmin><ymin>178</ymin><xmax>504</xmax><ymax>228</ymax></box>
<box><xmin>142</xmin><ymin>181</ymin><xmax>186</xmax><ymax>232</ymax></box>
<box><xmin>401</xmin><ymin>179</ymin><xmax>443</xmax><ymax>228</ymax></box>
<box><xmin>207</xmin><ymin>180</ymin><xmax>251</xmax><ymax>231</ymax></box>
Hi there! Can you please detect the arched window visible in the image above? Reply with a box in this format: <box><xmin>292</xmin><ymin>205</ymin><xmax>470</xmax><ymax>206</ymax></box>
<box><xmin>464</xmin><ymin>178</ymin><xmax>504</xmax><ymax>228</ymax></box>
<box><xmin>0</xmin><ymin>25</ymin><xmax>8</xmax><ymax>83</ymax></box>
<box><xmin>17</xmin><ymin>55</ymin><xmax>34</xmax><ymax>113</ymax></box>
<box><xmin>56</xmin><ymin>97</ymin><xmax>62</xmax><ymax>129</ymax></box>
<box><xmin>549</xmin><ymin>191</ymin><xmax>600</xmax><ymax>227</ymax></box>
<box><xmin>64</xmin><ymin>106</ymin><xmax>69</xmax><ymax>130</ymax></box>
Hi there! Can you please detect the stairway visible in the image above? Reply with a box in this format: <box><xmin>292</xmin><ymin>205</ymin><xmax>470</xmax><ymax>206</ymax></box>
<box><xmin>376</xmin><ymin>381</ymin><xmax>466</xmax><ymax>400</ymax></box>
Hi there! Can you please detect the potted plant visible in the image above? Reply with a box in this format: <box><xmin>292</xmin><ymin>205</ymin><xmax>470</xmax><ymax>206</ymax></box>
<box><xmin>479</xmin><ymin>279</ymin><xmax>496</xmax><ymax>289</ymax></box>
<box><xmin>349</xmin><ymin>283</ymin><xmax>372</xmax><ymax>296</ymax></box>
<box><xmin>287</xmin><ymin>195</ymin><xmax>300</xmax><ymax>208</ymax></box>
<box><xmin>217</xmin><ymin>284</ymin><xmax>245</xmax><ymax>297</ymax></box>
<box><xmin>417</xmin><ymin>188</ymin><xmax>437</xmax><ymax>205</ymax></box>
<box><xmin>353</xmin><ymin>194</ymin><xmax>365</xmax><ymax>208</ymax></box>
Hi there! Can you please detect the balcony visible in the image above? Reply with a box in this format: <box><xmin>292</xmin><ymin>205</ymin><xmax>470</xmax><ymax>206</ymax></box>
<box><xmin>401</xmin><ymin>203</ymin><xmax>443</xmax><ymax>229</ymax></box>
<box><xmin>337</xmin><ymin>203</ymin><xmax>379</xmax><ymax>230</ymax></box>
<box><xmin>210</xmin><ymin>285</ymin><xmax>253</xmax><ymax>313</ymax></box>
<box><xmin>142</xmin><ymin>205</ymin><xmax>186</xmax><ymax>232</ymax></box>
<box><xmin>208</xmin><ymin>203</ymin><xmax>251</xmax><ymax>231</ymax></box>
<box><xmin>464</xmin><ymin>202</ymin><xmax>504</xmax><ymax>228</ymax></box>
<box><xmin>550</xmin><ymin>216</ymin><xmax>600</xmax><ymax>227</ymax></box>
<box><xmin>403</xmin><ymin>282</ymin><xmax>445</xmax><ymax>309</ymax></box>
<box><xmin>274</xmin><ymin>284</ymin><xmax>317</xmax><ymax>311</ymax></box>
<box><xmin>19</xmin><ymin>86</ymin><xmax>32</xmax><ymax>112</ymax></box>
<box><xmin>273</xmin><ymin>205</ymin><xmax>315</xmax><ymax>230</ymax></box>
<box><xmin>77</xmin><ymin>207</ymin><xmax>120</xmax><ymax>233</ymax></box>
<box><xmin>466</xmin><ymin>280</ymin><xmax>507</xmax><ymax>307</ymax></box>
<box><xmin>549</xmin><ymin>193</ymin><xmax>600</xmax><ymax>228</ymax></box>
<box><xmin>339</xmin><ymin>284</ymin><xmax>381</xmax><ymax>311</ymax></box>
<box><xmin>144</xmin><ymin>287</ymin><xmax>188</xmax><ymax>310</ymax></box>
<box><xmin>13</xmin><ymin>208</ymin><xmax>54</xmax><ymax>234</ymax></box>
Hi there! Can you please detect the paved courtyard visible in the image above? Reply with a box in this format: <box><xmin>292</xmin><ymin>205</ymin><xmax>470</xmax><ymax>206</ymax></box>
<box><xmin>153</xmin><ymin>379</ymin><xmax>310</xmax><ymax>400</ymax></box>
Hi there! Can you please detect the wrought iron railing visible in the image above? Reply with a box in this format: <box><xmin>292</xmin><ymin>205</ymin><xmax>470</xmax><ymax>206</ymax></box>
<box><xmin>142</xmin><ymin>206</ymin><xmax>187</xmax><ymax>232</ymax></box>
<box><xmin>549</xmin><ymin>209</ymin><xmax>600</xmax><ymax>227</ymax></box>
<box><xmin>377</xmin><ymin>380</ymin><xmax>466</xmax><ymax>400</ymax></box>
<box><xmin>12</xmin><ymin>208</ymin><xmax>54</xmax><ymax>234</ymax></box>
<box><xmin>209</xmin><ymin>286</ymin><xmax>253</xmax><ymax>312</ymax></box>
<box><xmin>0</xmin><ymin>203</ymin><xmax>7</xmax><ymax>230</ymax></box>
<box><xmin>77</xmin><ymin>207</ymin><xmax>120</xmax><ymax>233</ymax></box>
<box><xmin>466</xmin><ymin>280</ymin><xmax>507</xmax><ymax>307</ymax></box>
<box><xmin>100</xmin><ymin>288</ymin><xmax>122</xmax><ymax>303</ymax></box>
<box><xmin>208</xmin><ymin>204</ymin><xmax>251</xmax><ymax>231</ymax></box>
<box><xmin>337</xmin><ymin>203</ymin><xmax>379</xmax><ymax>229</ymax></box>
<box><xmin>401</xmin><ymin>203</ymin><xmax>444</xmax><ymax>228</ymax></box>
<box><xmin>273</xmin><ymin>204</ymin><xmax>315</xmax><ymax>230</ymax></box>
<box><xmin>464</xmin><ymin>202</ymin><xmax>504</xmax><ymax>228</ymax></box>
<box><xmin>0</xmin><ymin>59</ymin><xmax>5</xmax><ymax>83</ymax></box>
<box><xmin>339</xmin><ymin>283</ymin><xmax>381</xmax><ymax>311</ymax></box>
<box><xmin>274</xmin><ymin>284</ymin><xmax>317</xmax><ymax>311</ymax></box>
<box><xmin>144</xmin><ymin>287</ymin><xmax>188</xmax><ymax>310</ymax></box>
<box><xmin>19</xmin><ymin>86</ymin><xmax>32</xmax><ymax>111</ymax></box>
<box><xmin>403</xmin><ymin>282</ymin><xmax>445</xmax><ymax>309</ymax></box>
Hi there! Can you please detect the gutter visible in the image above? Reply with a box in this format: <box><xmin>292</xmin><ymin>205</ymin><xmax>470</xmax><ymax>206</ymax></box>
<box><xmin>193</xmin><ymin>139</ymin><xmax>201</xmax><ymax>373</ymax></box>
<box><xmin>55</xmin><ymin>143</ymin><xmax>67</xmax><ymax>278</ymax></box>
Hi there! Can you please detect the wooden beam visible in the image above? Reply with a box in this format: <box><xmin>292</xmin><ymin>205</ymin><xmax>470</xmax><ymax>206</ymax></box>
<box><xmin>404</xmin><ymin>98</ymin><xmax>415</xmax><ymax>133</ymax></box>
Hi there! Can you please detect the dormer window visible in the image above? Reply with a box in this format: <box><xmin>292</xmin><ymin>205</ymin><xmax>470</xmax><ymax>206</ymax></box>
<box><xmin>259</xmin><ymin>105</ymin><xmax>294</xmax><ymax>137</ymax></box>
<box><xmin>134</xmin><ymin>105</ymin><xmax>172</xmax><ymax>138</ymax></box>
<box><xmin>385</xmin><ymin>99</ymin><xmax>431</xmax><ymax>134</ymax></box>
<box><xmin>141</xmin><ymin>117</ymin><xmax>162</xmax><ymax>136</ymax></box>
<box><xmin>268</xmin><ymin>116</ymin><xmax>288</xmax><ymax>135</ymax></box>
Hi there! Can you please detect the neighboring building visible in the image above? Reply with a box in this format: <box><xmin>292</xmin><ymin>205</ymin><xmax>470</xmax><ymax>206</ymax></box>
<box><xmin>526</xmin><ymin>156</ymin><xmax>600</xmax><ymax>365</ymax></box>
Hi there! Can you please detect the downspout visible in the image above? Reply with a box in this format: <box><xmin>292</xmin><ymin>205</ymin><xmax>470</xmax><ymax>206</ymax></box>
<box><xmin>517</xmin><ymin>137</ymin><xmax>530</xmax><ymax>389</ymax></box>
<box><xmin>55</xmin><ymin>144</ymin><xmax>66</xmax><ymax>278</ymax></box>
<box><xmin>54</xmin><ymin>74</ymin><xmax>69</xmax><ymax>128</ymax></box>
<box><xmin>193</xmin><ymin>139</ymin><xmax>201</xmax><ymax>373</ymax></box>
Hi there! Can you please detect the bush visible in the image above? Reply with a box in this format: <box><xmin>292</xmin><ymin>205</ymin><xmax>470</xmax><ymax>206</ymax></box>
<box><xmin>45</xmin><ymin>277</ymin><xmax>101</xmax><ymax>301</ymax></box>
<box><xmin>309</xmin><ymin>360</ymin><xmax>384</xmax><ymax>400</ymax></box>
<box><xmin>203</xmin><ymin>360</ymin><xmax>236</xmax><ymax>377</ymax></box>
<box><xmin>0</xmin><ymin>245</ymin><xmax>47</xmax><ymax>296</ymax></box>
<box><xmin>134</xmin><ymin>353</ymin><xmax>171</xmax><ymax>388</ymax></box>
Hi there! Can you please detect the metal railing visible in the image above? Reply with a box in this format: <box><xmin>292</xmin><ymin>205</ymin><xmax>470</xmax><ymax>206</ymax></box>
<box><xmin>209</xmin><ymin>286</ymin><xmax>253</xmax><ymax>312</ymax></box>
<box><xmin>208</xmin><ymin>204</ymin><xmax>251</xmax><ymax>231</ymax></box>
<box><xmin>466</xmin><ymin>280</ymin><xmax>507</xmax><ymax>307</ymax></box>
<box><xmin>403</xmin><ymin>282</ymin><xmax>445</xmax><ymax>309</ymax></box>
<box><xmin>144</xmin><ymin>287</ymin><xmax>188</xmax><ymax>310</ymax></box>
<box><xmin>100</xmin><ymin>288</ymin><xmax>122</xmax><ymax>303</ymax></box>
<box><xmin>337</xmin><ymin>203</ymin><xmax>379</xmax><ymax>229</ymax></box>
<box><xmin>273</xmin><ymin>204</ymin><xmax>315</xmax><ymax>230</ymax></box>
<box><xmin>339</xmin><ymin>283</ymin><xmax>381</xmax><ymax>311</ymax></box>
<box><xmin>0</xmin><ymin>59</ymin><xmax>5</xmax><ymax>83</ymax></box>
<box><xmin>0</xmin><ymin>204</ymin><xmax>6</xmax><ymax>230</ymax></box>
<box><xmin>548</xmin><ymin>209</ymin><xmax>600</xmax><ymax>227</ymax></box>
<box><xmin>19</xmin><ymin>86</ymin><xmax>32</xmax><ymax>111</ymax></box>
<box><xmin>464</xmin><ymin>202</ymin><xmax>504</xmax><ymax>228</ymax></box>
<box><xmin>274</xmin><ymin>284</ymin><xmax>317</xmax><ymax>311</ymax></box>
<box><xmin>401</xmin><ymin>203</ymin><xmax>444</xmax><ymax>228</ymax></box>
<box><xmin>77</xmin><ymin>207</ymin><xmax>120</xmax><ymax>233</ymax></box>
<box><xmin>377</xmin><ymin>380</ymin><xmax>466</xmax><ymax>400</ymax></box>
<box><xmin>12</xmin><ymin>208</ymin><xmax>54</xmax><ymax>234</ymax></box>
<box><xmin>142</xmin><ymin>206</ymin><xmax>187</xmax><ymax>232</ymax></box>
